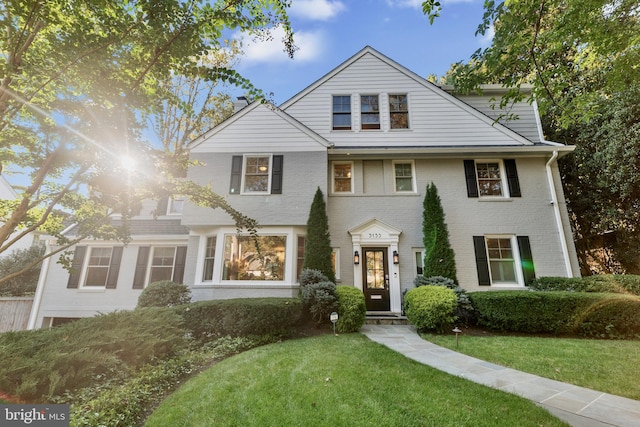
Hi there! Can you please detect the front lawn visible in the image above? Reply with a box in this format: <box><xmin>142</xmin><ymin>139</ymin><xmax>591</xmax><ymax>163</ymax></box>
<box><xmin>145</xmin><ymin>334</ymin><xmax>567</xmax><ymax>427</ymax></box>
<box><xmin>424</xmin><ymin>330</ymin><xmax>640</xmax><ymax>400</ymax></box>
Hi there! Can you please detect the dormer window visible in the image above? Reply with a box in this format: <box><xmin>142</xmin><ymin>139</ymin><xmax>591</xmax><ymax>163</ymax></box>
<box><xmin>360</xmin><ymin>95</ymin><xmax>380</xmax><ymax>130</ymax></box>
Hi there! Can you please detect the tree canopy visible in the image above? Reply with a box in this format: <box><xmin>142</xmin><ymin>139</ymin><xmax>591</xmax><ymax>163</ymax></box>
<box><xmin>423</xmin><ymin>0</ymin><xmax>640</xmax><ymax>273</ymax></box>
<box><xmin>0</xmin><ymin>0</ymin><xmax>293</xmax><ymax>281</ymax></box>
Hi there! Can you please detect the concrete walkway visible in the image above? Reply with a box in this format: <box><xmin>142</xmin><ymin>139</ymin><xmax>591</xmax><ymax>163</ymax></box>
<box><xmin>361</xmin><ymin>324</ymin><xmax>640</xmax><ymax>427</ymax></box>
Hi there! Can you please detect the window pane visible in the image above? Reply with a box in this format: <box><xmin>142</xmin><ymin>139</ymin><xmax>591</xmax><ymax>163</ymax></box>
<box><xmin>203</xmin><ymin>237</ymin><xmax>216</xmax><ymax>281</ymax></box>
<box><xmin>84</xmin><ymin>248</ymin><xmax>112</xmax><ymax>287</ymax></box>
<box><xmin>223</xmin><ymin>235</ymin><xmax>286</xmax><ymax>281</ymax></box>
<box><xmin>334</xmin><ymin>164</ymin><xmax>352</xmax><ymax>192</ymax></box>
<box><xmin>395</xmin><ymin>163</ymin><xmax>413</xmax><ymax>191</ymax></box>
<box><xmin>333</xmin><ymin>96</ymin><xmax>351</xmax><ymax>112</ymax></box>
<box><xmin>333</xmin><ymin>96</ymin><xmax>351</xmax><ymax>130</ymax></box>
<box><xmin>169</xmin><ymin>197</ymin><xmax>184</xmax><ymax>214</ymax></box>
<box><xmin>487</xmin><ymin>238</ymin><xmax>517</xmax><ymax>283</ymax></box>
<box><xmin>244</xmin><ymin>156</ymin><xmax>270</xmax><ymax>192</ymax></box>
<box><xmin>149</xmin><ymin>247</ymin><xmax>175</xmax><ymax>285</ymax></box>
<box><xmin>361</xmin><ymin>95</ymin><xmax>380</xmax><ymax>130</ymax></box>
<box><xmin>476</xmin><ymin>162</ymin><xmax>503</xmax><ymax>196</ymax></box>
<box><xmin>389</xmin><ymin>95</ymin><xmax>408</xmax><ymax>129</ymax></box>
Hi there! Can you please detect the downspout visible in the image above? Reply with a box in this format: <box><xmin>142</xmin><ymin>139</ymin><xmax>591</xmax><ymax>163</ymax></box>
<box><xmin>27</xmin><ymin>239</ymin><xmax>52</xmax><ymax>329</ymax></box>
<box><xmin>545</xmin><ymin>150</ymin><xmax>573</xmax><ymax>277</ymax></box>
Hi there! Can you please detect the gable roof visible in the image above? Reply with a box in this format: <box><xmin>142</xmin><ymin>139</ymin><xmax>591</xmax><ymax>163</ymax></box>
<box><xmin>189</xmin><ymin>101</ymin><xmax>331</xmax><ymax>153</ymax></box>
<box><xmin>281</xmin><ymin>46</ymin><xmax>571</xmax><ymax>153</ymax></box>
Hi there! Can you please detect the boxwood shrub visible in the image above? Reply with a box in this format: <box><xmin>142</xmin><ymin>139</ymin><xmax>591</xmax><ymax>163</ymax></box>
<box><xmin>335</xmin><ymin>286</ymin><xmax>366</xmax><ymax>333</ymax></box>
<box><xmin>177</xmin><ymin>298</ymin><xmax>303</xmax><ymax>341</ymax></box>
<box><xmin>404</xmin><ymin>286</ymin><xmax>457</xmax><ymax>332</ymax></box>
<box><xmin>137</xmin><ymin>280</ymin><xmax>192</xmax><ymax>308</ymax></box>
<box><xmin>530</xmin><ymin>275</ymin><xmax>640</xmax><ymax>296</ymax></box>
<box><xmin>470</xmin><ymin>291</ymin><xmax>640</xmax><ymax>338</ymax></box>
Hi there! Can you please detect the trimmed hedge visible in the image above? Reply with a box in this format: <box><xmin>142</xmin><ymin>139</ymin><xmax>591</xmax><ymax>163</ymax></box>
<box><xmin>335</xmin><ymin>286</ymin><xmax>366</xmax><ymax>333</ymax></box>
<box><xmin>469</xmin><ymin>291</ymin><xmax>640</xmax><ymax>338</ymax></box>
<box><xmin>137</xmin><ymin>280</ymin><xmax>192</xmax><ymax>308</ymax></box>
<box><xmin>177</xmin><ymin>298</ymin><xmax>303</xmax><ymax>341</ymax></box>
<box><xmin>404</xmin><ymin>286</ymin><xmax>457</xmax><ymax>332</ymax></box>
<box><xmin>530</xmin><ymin>275</ymin><xmax>640</xmax><ymax>296</ymax></box>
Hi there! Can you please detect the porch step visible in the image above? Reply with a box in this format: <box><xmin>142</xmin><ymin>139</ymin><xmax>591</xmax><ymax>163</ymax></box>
<box><xmin>365</xmin><ymin>314</ymin><xmax>409</xmax><ymax>325</ymax></box>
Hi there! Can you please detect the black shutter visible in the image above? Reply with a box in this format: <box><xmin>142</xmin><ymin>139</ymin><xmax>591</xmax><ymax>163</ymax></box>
<box><xmin>172</xmin><ymin>246</ymin><xmax>187</xmax><ymax>284</ymax></box>
<box><xmin>517</xmin><ymin>236</ymin><xmax>536</xmax><ymax>285</ymax></box>
<box><xmin>106</xmin><ymin>246</ymin><xmax>123</xmax><ymax>289</ymax></box>
<box><xmin>271</xmin><ymin>155</ymin><xmax>283</xmax><ymax>194</ymax></box>
<box><xmin>464</xmin><ymin>160</ymin><xmax>479</xmax><ymax>198</ymax></box>
<box><xmin>67</xmin><ymin>246</ymin><xmax>86</xmax><ymax>289</ymax></box>
<box><xmin>156</xmin><ymin>197</ymin><xmax>169</xmax><ymax>216</ymax></box>
<box><xmin>230</xmin><ymin>156</ymin><xmax>243</xmax><ymax>194</ymax></box>
<box><xmin>473</xmin><ymin>236</ymin><xmax>491</xmax><ymax>286</ymax></box>
<box><xmin>132</xmin><ymin>246</ymin><xmax>150</xmax><ymax>289</ymax></box>
<box><xmin>504</xmin><ymin>159</ymin><xmax>521</xmax><ymax>197</ymax></box>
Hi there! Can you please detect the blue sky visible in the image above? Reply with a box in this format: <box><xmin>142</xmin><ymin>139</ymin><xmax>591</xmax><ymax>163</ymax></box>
<box><xmin>231</xmin><ymin>0</ymin><xmax>492</xmax><ymax>105</ymax></box>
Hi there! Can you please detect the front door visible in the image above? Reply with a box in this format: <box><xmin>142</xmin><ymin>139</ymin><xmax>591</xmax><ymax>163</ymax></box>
<box><xmin>362</xmin><ymin>248</ymin><xmax>390</xmax><ymax>311</ymax></box>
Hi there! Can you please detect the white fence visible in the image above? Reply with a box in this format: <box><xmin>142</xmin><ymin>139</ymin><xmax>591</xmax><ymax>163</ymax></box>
<box><xmin>0</xmin><ymin>297</ymin><xmax>33</xmax><ymax>332</ymax></box>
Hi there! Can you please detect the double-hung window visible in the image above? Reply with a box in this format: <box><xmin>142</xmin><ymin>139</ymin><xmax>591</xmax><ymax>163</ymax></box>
<box><xmin>393</xmin><ymin>161</ymin><xmax>415</xmax><ymax>192</ymax></box>
<box><xmin>333</xmin><ymin>162</ymin><xmax>353</xmax><ymax>193</ymax></box>
<box><xmin>148</xmin><ymin>247</ymin><xmax>176</xmax><ymax>283</ymax></box>
<box><xmin>389</xmin><ymin>94</ymin><xmax>409</xmax><ymax>129</ymax></box>
<box><xmin>360</xmin><ymin>95</ymin><xmax>380</xmax><ymax>130</ymax></box>
<box><xmin>473</xmin><ymin>235</ymin><xmax>535</xmax><ymax>286</ymax></box>
<box><xmin>202</xmin><ymin>237</ymin><xmax>216</xmax><ymax>281</ymax></box>
<box><xmin>332</xmin><ymin>95</ymin><xmax>351</xmax><ymax>130</ymax></box>
<box><xmin>229</xmin><ymin>155</ymin><xmax>283</xmax><ymax>195</ymax></box>
<box><xmin>84</xmin><ymin>247</ymin><xmax>113</xmax><ymax>287</ymax></box>
<box><xmin>464</xmin><ymin>159</ymin><xmax>521</xmax><ymax>198</ymax></box>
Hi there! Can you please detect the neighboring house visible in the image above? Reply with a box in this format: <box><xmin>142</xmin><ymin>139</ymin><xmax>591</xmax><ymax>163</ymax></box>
<box><xmin>29</xmin><ymin>46</ymin><xmax>580</xmax><ymax>328</ymax></box>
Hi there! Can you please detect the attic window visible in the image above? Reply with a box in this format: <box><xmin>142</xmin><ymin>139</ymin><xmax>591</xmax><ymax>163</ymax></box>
<box><xmin>389</xmin><ymin>94</ymin><xmax>408</xmax><ymax>129</ymax></box>
<box><xmin>361</xmin><ymin>95</ymin><xmax>380</xmax><ymax>130</ymax></box>
<box><xmin>332</xmin><ymin>95</ymin><xmax>351</xmax><ymax>130</ymax></box>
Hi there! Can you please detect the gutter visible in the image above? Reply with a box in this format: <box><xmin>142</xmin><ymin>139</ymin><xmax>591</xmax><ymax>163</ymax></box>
<box><xmin>27</xmin><ymin>239</ymin><xmax>52</xmax><ymax>329</ymax></box>
<box><xmin>545</xmin><ymin>150</ymin><xmax>573</xmax><ymax>277</ymax></box>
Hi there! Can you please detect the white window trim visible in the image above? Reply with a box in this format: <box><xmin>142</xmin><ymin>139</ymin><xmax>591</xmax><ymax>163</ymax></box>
<box><xmin>79</xmin><ymin>246</ymin><xmax>113</xmax><ymax>290</ymax></box>
<box><xmin>332</xmin><ymin>94</ymin><xmax>352</xmax><ymax>131</ymax></box>
<box><xmin>167</xmin><ymin>196</ymin><xmax>185</xmax><ymax>215</ymax></box>
<box><xmin>412</xmin><ymin>248</ymin><xmax>424</xmax><ymax>278</ymax></box>
<box><xmin>388</xmin><ymin>93</ymin><xmax>410</xmax><ymax>130</ymax></box>
<box><xmin>241</xmin><ymin>154</ymin><xmax>273</xmax><ymax>195</ymax></box>
<box><xmin>145</xmin><ymin>246</ymin><xmax>177</xmax><ymax>287</ymax></box>
<box><xmin>475</xmin><ymin>159</ymin><xmax>510</xmax><ymax>198</ymax></box>
<box><xmin>484</xmin><ymin>235</ymin><xmax>525</xmax><ymax>287</ymax></box>
<box><xmin>360</xmin><ymin>94</ymin><xmax>381</xmax><ymax>131</ymax></box>
<box><xmin>332</xmin><ymin>248</ymin><xmax>341</xmax><ymax>281</ymax></box>
<box><xmin>392</xmin><ymin>160</ymin><xmax>417</xmax><ymax>193</ymax></box>
<box><xmin>332</xmin><ymin>161</ymin><xmax>354</xmax><ymax>194</ymax></box>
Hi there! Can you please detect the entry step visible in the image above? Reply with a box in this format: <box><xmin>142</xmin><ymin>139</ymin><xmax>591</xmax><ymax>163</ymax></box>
<box><xmin>365</xmin><ymin>313</ymin><xmax>409</xmax><ymax>325</ymax></box>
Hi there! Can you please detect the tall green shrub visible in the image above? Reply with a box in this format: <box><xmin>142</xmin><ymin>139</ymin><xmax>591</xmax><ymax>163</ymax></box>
<box><xmin>422</xmin><ymin>183</ymin><xmax>458</xmax><ymax>283</ymax></box>
<box><xmin>302</xmin><ymin>187</ymin><xmax>335</xmax><ymax>283</ymax></box>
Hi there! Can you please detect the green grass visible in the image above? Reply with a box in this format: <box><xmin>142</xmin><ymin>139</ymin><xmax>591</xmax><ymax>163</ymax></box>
<box><xmin>145</xmin><ymin>334</ymin><xmax>567</xmax><ymax>427</ymax></box>
<box><xmin>424</xmin><ymin>332</ymin><xmax>640</xmax><ymax>400</ymax></box>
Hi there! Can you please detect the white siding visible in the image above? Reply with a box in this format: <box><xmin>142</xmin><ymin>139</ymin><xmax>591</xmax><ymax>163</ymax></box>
<box><xmin>284</xmin><ymin>52</ymin><xmax>533</xmax><ymax>148</ymax></box>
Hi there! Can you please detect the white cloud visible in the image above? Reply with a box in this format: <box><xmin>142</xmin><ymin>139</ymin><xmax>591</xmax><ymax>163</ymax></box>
<box><xmin>289</xmin><ymin>0</ymin><xmax>346</xmax><ymax>21</ymax></box>
<box><xmin>477</xmin><ymin>24</ymin><xmax>494</xmax><ymax>47</ymax></box>
<box><xmin>236</xmin><ymin>26</ymin><xmax>325</xmax><ymax>65</ymax></box>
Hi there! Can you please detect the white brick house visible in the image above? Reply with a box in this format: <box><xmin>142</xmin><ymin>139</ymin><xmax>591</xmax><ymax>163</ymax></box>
<box><xmin>29</xmin><ymin>46</ymin><xmax>579</xmax><ymax>327</ymax></box>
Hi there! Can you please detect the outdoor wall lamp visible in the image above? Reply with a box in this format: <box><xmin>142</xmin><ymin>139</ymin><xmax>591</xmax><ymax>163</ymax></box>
<box><xmin>354</xmin><ymin>250</ymin><xmax>360</xmax><ymax>265</ymax></box>
<box><xmin>393</xmin><ymin>250</ymin><xmax>399</xmax><ymax>264</ymax></box>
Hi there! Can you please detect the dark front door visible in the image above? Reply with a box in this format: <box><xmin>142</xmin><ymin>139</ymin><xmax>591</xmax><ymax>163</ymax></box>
<box><xmin>362</xmin><ymin>248</ymin><xmax>390</xmax><ymax>311</ymax></box>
